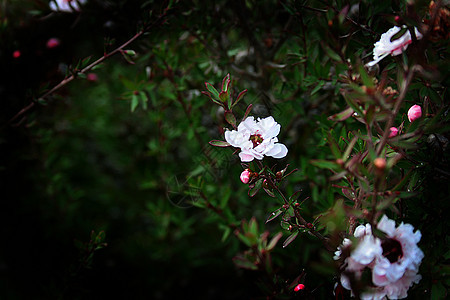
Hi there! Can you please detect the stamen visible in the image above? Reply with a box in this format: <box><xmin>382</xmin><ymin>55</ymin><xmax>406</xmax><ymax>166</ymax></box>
<box><xmin>249</xmin><ymin>134</ymin><xmax>263</xmax><ymax>148</ymax></box>
<box><xmin>381</xmin><ymin>238</ymin><xmax>403</xmax><ymax>263</ymax></box>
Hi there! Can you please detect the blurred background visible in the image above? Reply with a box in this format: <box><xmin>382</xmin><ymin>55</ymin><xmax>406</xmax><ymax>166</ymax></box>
<box><xmin>1</xmin><ymin>0</ymin><xmax>449</xmax><ymax>299</ymax></box>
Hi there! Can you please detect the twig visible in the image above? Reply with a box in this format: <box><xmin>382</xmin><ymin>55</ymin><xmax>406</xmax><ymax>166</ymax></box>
<box><xmin>7</xmin><ymin>12</ymin><xmax>169</xmax><ymax>126</ymax></box>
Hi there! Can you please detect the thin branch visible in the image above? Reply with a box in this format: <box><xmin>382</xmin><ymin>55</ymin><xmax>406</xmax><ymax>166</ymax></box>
<box><xmin>7</xmin><ymin>12</ymin><xmax>169</xmax><ymax>126</ymax></box>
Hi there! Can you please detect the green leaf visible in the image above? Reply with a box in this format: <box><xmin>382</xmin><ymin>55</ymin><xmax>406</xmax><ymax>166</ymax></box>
<box><xmin>131</xmin><ymin>94</ymin><xmax>139</xmax><ymax>112</ymax></box>
<box><xmin>221</xmin><ymin>225</ymin><xmax>231</xmax><ymax>242</ymax></box>
<box><xmin>243</xmin><ymin>103</ymin><xmax>253</xmax><ymax>120</ymax></box>
<box><xmin>327</xmin><ymin>131</ymin><xmax>342</xmax><ymax>159</ymax></box>
<box><xmin>219</xmin><ymin>91</ymin><xmax>229</xmax><ymax>103</ymax></box>
<box><xmin>344</xmin><ymin>93</ymin><xmax>365</xmax><ymax>118</ymax></box>
<box><xmin>266</xmin><ymin>232</ymin><xmax>283</xmax><ymax>251</ymax></box>
<box><xmin>221</xmin><ymin>73</ymin><xmax>231</xmax><ymax>92</ymax></box>
<box><xmin>201</xmin><ymin>91</ymin><xmax>222</xmax><ymax>106</ymax></box>
<box><xmin>225</xmin><ymin>111</ymin><xmax>237</xmax><ymax>128</ymax></box>
<box><xmin>390</xmin><ymin>27</ymin><xmax>407</xmax><ymax>42</ymax></box>
<box><xmin>431</xmin><ymin>282</ymin><xmax>447</xmax><ymax>300</ymax></box>
<box><xmin>232</xmin><ymin>89</ymin><xmax>247</xmax><ymax>108</ymax></box>
<box><xmin>323</xmin><ymin>44</ymin><xmax>342</xmax><ymax>62</ymax></box>
<box><xmin>283</xmin><ymin>231</ymin><xmax>299</xmax><ymax>248</ymax></box>
<box><xmin>209</xmin><ymin>140</ymin><xmax>230</xmax><ymax>147</ymax></box>
<box><xmin>358</xmin><ymin>65</ymin><xmax>374</xmax><ymax>88</ymax></box>
<box><xmin>233</xmin><ymin>255</ymin><xmax>258</xmax><ymax>270</ymax></box>
<box><xmin>204</xmin><ymin>82</ymin><xmax>220</xmax><ymax>100</ymax></box>
<box><xmin>310</xmin><ymin>159</ymin><xmax>340</xmax><ymax>170</ymax></box>
<box><xmin>249</xmin><ymin>178</ymin><xmax>264</xmax><ymax>197</ymax></box>
<box><xmin>266</xmin><ymin>207</ymin><xmax>284</xmax><ymax>223</ymax></box>
<box><xmin>311</xmin><ymin>80</ymin><xmax>324</xmax><ymax>95</ymax></box>
<box><xmin>328</xmin><ymin>107</ymin><xmax>354</xmax><ymax>122</ymax></box>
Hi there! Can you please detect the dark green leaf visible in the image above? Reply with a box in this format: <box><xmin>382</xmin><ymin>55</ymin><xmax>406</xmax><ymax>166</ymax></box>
<box><xmin>283</xmin><ymin>231</ymin><xmax>299</xmax><ymax>248</ymax></box>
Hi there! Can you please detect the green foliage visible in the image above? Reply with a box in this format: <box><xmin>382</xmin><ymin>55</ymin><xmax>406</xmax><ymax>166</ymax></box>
<box><xmin>1</xmin><ymin>0</ymin><xmax>449</xmax><ymax>299</ymax></box>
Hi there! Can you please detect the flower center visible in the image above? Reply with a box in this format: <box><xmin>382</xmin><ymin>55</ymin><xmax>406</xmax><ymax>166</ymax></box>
<box><xmin>381</xmin><ymin>238</ymin><xmax>403</xmax><ymax>263</ymax></box>
<box><xmin>249</xmin><ymin>134</ymin><xmax>263</xmax><ymax>148</ymax></box>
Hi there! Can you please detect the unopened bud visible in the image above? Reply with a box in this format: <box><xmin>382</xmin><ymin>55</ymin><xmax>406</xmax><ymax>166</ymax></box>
<box><xmin>408</xmin><ymin>105</ymin><xmax>422</xmax><ymax>122</ymax></box>
<box><xmin>240</xmin><ymin>169</ymin><xmax>251</xmax><ymax>184</ymax></box>
<box><xmin>374</xmin><ymin>158</ymin><xmax>386</xmax><ymax>170</ymax></box>
<box><xmin>294</xmin><ymin>283</ymin><xmax>305</xmax><ymax>292</ymax></box>
<box><xmin>389</xmin><ymin>127</ymin><xmax>399</xmax><ymax>138</ymax></box>
<box><xmin>87</xmin><ymin>73</ymin><xmax>98</xmax><ymax>82</ymax></box>
<box><xmin>46</xmin><ymin>38</ymin><xmax>60</xmax><ymax>49</ymax></box>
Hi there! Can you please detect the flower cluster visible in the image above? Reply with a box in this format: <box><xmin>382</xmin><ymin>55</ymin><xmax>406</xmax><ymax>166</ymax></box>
<box><xmin>335</xmin><ymin>215</ymin><xmax>424</xmax><ymax>299</ymax></box>
<box><xmin>367</xmin><ymin>26</ymin><xmax>423</xmax><ymax>66</ymax></box>
<box><xmin>225</xmin><ymin>116</ymin><xmax>288</xmax><ymax>162</ymax></box>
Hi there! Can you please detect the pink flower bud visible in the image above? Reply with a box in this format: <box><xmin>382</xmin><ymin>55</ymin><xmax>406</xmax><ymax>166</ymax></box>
<box><xmin>389</xmin><ymin>127</ymin><xmax>399</xmax><ymax>138</ymax></box>
<box><xmin>294</xmin><ymin>284</ymin><xmax>305</xmax><ymax>292</ymax></box>
<box><xmin>374</xmin><ymin>157</ymin><xmax>386</xmax><ymax>170</ymax></box>
<box><xmin>46</xmin><ymin>38</ymin><xmax>60</xmax><ymax>49</ymax></box>
<box><xmin>240</xmin><ymin>169</ymin><xmax>251</xmax><ymax>184</ymax></box>
<box><xmin>407</xmin><ymin>105</ymin><xmax>422</xmax><ymax>122</ymax></box>
<box><xmin>13</xmin><ymin>50</ymin><xmax>21</xmax><ymax>58</ymax></box>
<box><xmin>87</xmin><ymin>73</ymin><xmax>98</xmax><ymax>82</ymax></box>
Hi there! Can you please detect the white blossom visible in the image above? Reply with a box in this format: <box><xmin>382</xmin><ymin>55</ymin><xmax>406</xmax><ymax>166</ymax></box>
<box><xmin>50</xmin><ymin>0</ymin><xmax>87</xmax><ymax>12</ymax></box>
<box><xmin>335</xmin><ymin>216</ymin><xmax>424</xmax><ymax>299</ymax></box>
<box><xmin>367</xmin><ymin>26</ymin><xmax>423</xmax><ymax>67</ymax></box>
<box><xmin>224</xmin><ymin>116</ymin><xmax>288</xmax><ymax>162</ymax></box>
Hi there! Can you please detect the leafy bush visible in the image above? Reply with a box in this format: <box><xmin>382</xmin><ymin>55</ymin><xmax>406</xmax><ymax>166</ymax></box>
<box><xmin>1</xmin><ymin>0</ymin><xmax>449</xmax><ymax>299</ymax></box>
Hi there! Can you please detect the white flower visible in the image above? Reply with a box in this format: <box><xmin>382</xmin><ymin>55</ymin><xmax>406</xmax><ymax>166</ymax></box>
<box><xmin>335</xmin><ymin>216</ymin><xmax>424</xmax><ymax>299</ymax></box>
<box><xmin>371</xmin><ymin>215</ymin><xmax>424</xmax><ymax>298</ymax></box>
<box><xmin>224</xmin><ymin>116</ymin><xmax>288</xmax><ymax>162</ymax></box>
<box><xmin>367</xmin><ymin>26</ymin><xmax>423</xmax><ymax>67</ymax></box>
<box><xmin>335</xmin><ymin>224</ymin><xmax>383</xmax><ymax>299</ymax></box>
<box><xmin>50</xmin><ymin>0</ymin><xmax>87</xmax><ymax>12</ymax></box>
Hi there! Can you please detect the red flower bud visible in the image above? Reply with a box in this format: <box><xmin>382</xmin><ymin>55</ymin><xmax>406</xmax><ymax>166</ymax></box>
<box><xmin>294</xmin><ymin>283</ymin><xmax>305</xmax><ymax>292</ymax></box>
<box><xmin>46</xmin><ymin>38</ymin><xmax>60</xmax><ymax>49</ymax></box>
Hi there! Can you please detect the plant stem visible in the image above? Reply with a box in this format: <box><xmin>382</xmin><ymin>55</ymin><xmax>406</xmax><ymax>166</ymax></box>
<box><xmin>8</xmin><ymin>12</ymin><xmax>168</xmax><ymax>125</ymax></box>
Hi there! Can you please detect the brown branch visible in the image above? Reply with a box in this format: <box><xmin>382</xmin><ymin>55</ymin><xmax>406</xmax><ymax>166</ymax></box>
<box><xmin>7</xmin><ymin>12</ymin><xmax>169</xmax><ymax>126</ymax></box>
<box><xmin>375</xmin><ymin>66</ymin><xmax>419</xmax><ymax>156</ymax></box>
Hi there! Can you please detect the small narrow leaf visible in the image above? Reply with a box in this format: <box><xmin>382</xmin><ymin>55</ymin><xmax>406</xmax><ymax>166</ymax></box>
<box><xmin>266</xmin><ymin>232</ymin><xmax>283</xmax><ymax>251</ymax></box>
<box><xmin>263</xmin><ymin>187</ymin><xmax>275</xmax><ymax>197</ymax></box>
<box><xmin>221</xmin><ymin>73</ymin><xmax>231</xmax><ymax>92</ymax></box>
<box><xmin>131</xmin><ymin>94</ymin><xmax>139</xmax><ymax>112</ymax></box>
<box><xmin>266</xmin><ymin>208</ymin><xmax>284</xmax><ymax>224</ymax></box>
<box><xmin>225</xmin><ymin>111</ymin><xmax>237</xmax><ymax>128</ymax></box>
<box><xmin>310</xmin><ymin>159</ymin><xmax>340</xmax><ymax>170</ymax></box>
<box><xmin>209</xmin><ymin>140</ymin><xmax>231</xmax><ymax>147</ymax></box>
<box><xmin>283</xmin><ymin>231</ymin><xmax>299</xmax><ymax>248</ymax></box>
<box><xmin>249</xmin><ymin>178</ymin><xmax>264</xmax><ymax>197</ymax></box>
<box><xmin>205</xmin><ymin>82</ymin><xmax>220</xmax><ymax>100</ymax></box>
<box><xmin>390</xmin><ymin>27</ymin><xmax>408</xmax><ymax>42</ymax></box>
<box><xmin>232</xmin><ymin>89</ymin><xmax>248</xmax><ymax>108</ymax></box>
<box><xmin>328</xmin><ymin>107</ymin><xmax>354</xmax><ymax>122</ymax></box>
<box><xmin>243</xmin><ymin>103</ymin><xmax>253</xmax><ymax>120</ymax></box>
<box><xmin>201</xmin><ymin>91</ymin><xmax>222</xmax><ymax>106</ymax></box>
